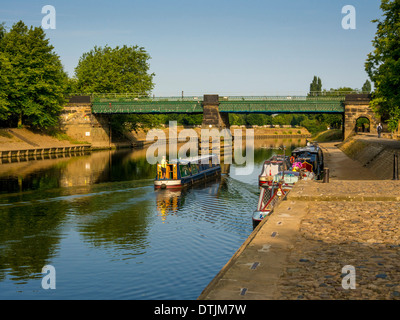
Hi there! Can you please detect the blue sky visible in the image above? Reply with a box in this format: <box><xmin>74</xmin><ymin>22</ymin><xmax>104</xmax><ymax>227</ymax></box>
<box><xmin>1</xmin><ymin>0</ymin><xmax>382</xmax><ymax>96</ymax></box>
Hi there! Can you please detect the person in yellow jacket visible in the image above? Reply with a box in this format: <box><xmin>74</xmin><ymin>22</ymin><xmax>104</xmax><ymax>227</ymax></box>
<box><xmin>161</xmin><ymin>156</ymin><xmax>168</xmax><ymax>179</ymax></box>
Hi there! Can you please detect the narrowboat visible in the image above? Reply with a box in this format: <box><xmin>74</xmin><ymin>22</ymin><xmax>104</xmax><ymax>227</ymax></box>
<box><xmin>252</xmin><ymin>181</ymin><xmax>289</xmax><ymax>228</ymax></box>
<box><xmin>291</xmin><ymin>142</ymin><xmax>324</xmax><ymax>179</ymax></box>
<box><xmin>258</xmin><ymin>155</ymin><xmax>291</xmax><ymax>186</ymax></box>
<box><xmin>154</xmin><ymin>154</ymin><xmax>221</xmax><ymax>189</ymax></box>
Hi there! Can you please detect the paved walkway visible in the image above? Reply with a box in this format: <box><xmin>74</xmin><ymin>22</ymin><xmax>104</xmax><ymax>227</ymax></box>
<box><xmin>319</xmin><ymin>142</ymin><xmax>380</xmax><ymax>180</ymax></box>
<box><xmin>354</xmin><ymin>133</ymin><xmax>400</xmax><ymax>150</ymax></box>
<box><xmin>198</xmin><ymin>142</ymin><xmax>400</xmax><ymax>300</ymax></box>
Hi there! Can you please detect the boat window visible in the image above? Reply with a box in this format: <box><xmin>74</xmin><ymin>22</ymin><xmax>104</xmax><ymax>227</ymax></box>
<box><xmin>191</xmin><ymin>164</ymin><xmax>199</xmax><ymax>174</ymax></box>
<box><xmin>179</xmin><ymin>165</ymin><xmax>191</xmax><ymax>177</ymax></box>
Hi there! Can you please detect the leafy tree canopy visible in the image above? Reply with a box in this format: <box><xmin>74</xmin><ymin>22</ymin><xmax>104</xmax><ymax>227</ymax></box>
<box><xmin>0</xmin><ymin>20</ymin><xmax>67</xmax><ymax>128</ymax></box>
<box><xmin>309</xmin><ymin>76</ymin><xmax>322</xmax><ymax>96</ymax></box>
<box><xmin>74</xmin><ymin>45</ymin><xmax>156</xmax><ymax>133</ymax></box>
<box><xmin>365</xmin><ymin>0</ymin><xmax>400</xmax><ymax>132</ymax></box>
<box><xmin>362</xmin><ymin>79</ymin><xmax>372</xmax><ymax>93</ymax></box>
<box><xmin>75</xmin><ymin>45</ymin><xmax>155</xmax><ymax>95</ymax></box>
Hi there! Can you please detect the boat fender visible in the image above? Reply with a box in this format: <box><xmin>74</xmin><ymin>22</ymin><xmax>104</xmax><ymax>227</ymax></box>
<box><xmin>161</xmin><ymin>183</ymin><xmax>166</xmax><ymax>189</ymax></box>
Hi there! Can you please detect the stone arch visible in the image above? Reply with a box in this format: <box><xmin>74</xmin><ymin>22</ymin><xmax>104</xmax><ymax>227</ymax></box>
<box><xmin>355</xmin><ymin>114</ymin><xmax>372</xmax><ymax>133</ymax></box>
<box><xmin>343</xmin><ymin>94</ymin><xmax>380</xmax><ymax>139</ymax></box>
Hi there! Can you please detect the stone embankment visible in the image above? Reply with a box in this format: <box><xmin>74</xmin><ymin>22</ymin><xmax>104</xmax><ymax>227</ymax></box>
<box><xmin>199</xmin><ymin>135</ymin><xmax>400</xmax><ymax>300</ymax></box>
<box><xmin>338</xmin><ymin>134</ymin><xmax>400</xmax><ymax>180</ymax></box>
<box><xmin>0</xmin><ymin>128</ymin><xmax>91</xmax><ymax>161</ymax></box>
<box><xmin>1</xmin><ymin>126</ymin><xmax>311</xmax><ymax>153</ymax></box>
<box><xmin>126</xmin><ymin>126</ymin><xmax>311</xmax><ymax>147</ymax></box>
<box><xmin>0</xmin><ymin>128</ymin><xmax>83</xmax><ymax>151</ymax></box>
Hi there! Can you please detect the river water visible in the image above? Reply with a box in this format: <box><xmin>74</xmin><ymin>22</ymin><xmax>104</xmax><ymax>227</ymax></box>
<box><xmin>0</xmin><ymin>138</ymin><xmax>305</xmax><ymax>300</ymax></box>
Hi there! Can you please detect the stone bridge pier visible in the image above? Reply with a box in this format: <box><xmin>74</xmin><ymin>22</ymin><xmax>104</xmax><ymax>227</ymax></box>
<box><xmin>61</xmin><ymin>96</ymin><xmax>112</xmax><ymax>149</ymax></box>
<box><xmin>201</xmin><ymin>95</ymin><xmax>230</xmax><ymax>129</ymax></box>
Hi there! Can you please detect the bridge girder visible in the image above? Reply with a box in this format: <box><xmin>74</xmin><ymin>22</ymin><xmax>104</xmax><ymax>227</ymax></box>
<box><xmin>91</xmin><ymin>97</ymin><xmax>345</xmax><ymax>114</ymax></box>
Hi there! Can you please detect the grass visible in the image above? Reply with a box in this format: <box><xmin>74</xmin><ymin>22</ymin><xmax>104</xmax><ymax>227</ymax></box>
<box><xmin>50</xmin><ymin>131</ymin><xmax>89</xmax><ymax>144</ymax></box>
<box><xmin>312</xmin><ymin>129</ymin><xmax>343</xmax><ymax>142</ymax></box>
<box><xmin>0</xmin><ymin>130</ymin><xmax>13</xmax><ymax>139</ymax></box>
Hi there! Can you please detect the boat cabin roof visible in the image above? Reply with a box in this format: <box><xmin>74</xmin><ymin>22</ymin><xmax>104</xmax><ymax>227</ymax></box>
<box><xmin>169</xmin><ymin>154</ymin><xmax>218</xmax><ymax>165</ymax></box>
<box><xmin>292</xmin><ymin>144</ymin><xmax>320</xmax><ymax>155</ymax></box>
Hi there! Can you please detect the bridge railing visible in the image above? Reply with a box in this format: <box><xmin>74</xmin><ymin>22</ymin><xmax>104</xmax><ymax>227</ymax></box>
<box><xmin>90</xmin><ymin>93</ymin><xmax>203</xmax><ymax>103</ymax></box>
<box><xmin>69</xmin><ymin>91</ymin><xmax>369</xmax><ymax>103</ymax></box>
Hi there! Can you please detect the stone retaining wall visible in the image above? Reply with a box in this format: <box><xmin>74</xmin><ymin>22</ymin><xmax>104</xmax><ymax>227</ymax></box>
<box><xmin>338</xmin><ymin>137</ymin><xmax>400</xmax><ymax>180</ymax></box>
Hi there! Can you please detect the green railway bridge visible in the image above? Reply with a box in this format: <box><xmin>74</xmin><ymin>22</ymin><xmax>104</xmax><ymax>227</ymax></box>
<box><xmin>63</xmin><ymin>93</ymin><xmax>378</xmax><ymax>147</ymax></box>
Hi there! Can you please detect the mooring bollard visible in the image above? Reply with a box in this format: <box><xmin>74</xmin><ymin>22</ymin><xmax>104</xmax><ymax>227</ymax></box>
<box><xmin>393</xmin><ymin>153</ymin><xmax>399</xmax><ymax>180</ymax></box>
<box><xmin>323</xmin><ymin>168</ymin><xmax>330</xmax><ymax>183</ymax></box>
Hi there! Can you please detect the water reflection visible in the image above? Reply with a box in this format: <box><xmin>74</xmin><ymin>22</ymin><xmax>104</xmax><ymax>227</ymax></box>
<box><xmin>0</xmin><ymin>200</ymin><xmax>68</xmax><ymax>283</ymax></box>
<box><xmin>0</xmin><ymin>138</ymin><xmax>306</xmax><ymax>299</ymax></box>
<box><xmin>156</xmin><ymin>189</ymin><xmax>184</xmax><ymax>222</ymax></box>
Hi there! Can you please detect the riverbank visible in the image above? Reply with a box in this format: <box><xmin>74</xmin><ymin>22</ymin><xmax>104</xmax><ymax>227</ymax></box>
<box><xmin>125</xmin><ymin>125</ymin><xmax>311</xmax><ymax>147</ymax></box>
<box><xmin>198</xmin><ymin>137</ymin><xmax>400</xmax><ymax>300</ymax></box>
<box><xmin>0</xmin><ymin>126</ymin><xmax>311</xmax><ymax>153</ymax></box>
<box><xmin>0</xmin><ymin>128</ymin><xmax>90</xmax><ymax>151</ymax></box>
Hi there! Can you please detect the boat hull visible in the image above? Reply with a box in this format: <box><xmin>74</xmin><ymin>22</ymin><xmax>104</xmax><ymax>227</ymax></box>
<box><xmin>252</xmin><ymin>210</ymin><xmax>271</xmax><ymax>228</ymax></box>
<box><xmin>154</xmin><ymin>167</ymin><xmax>221</xmax><ymax>189</ymax></box>
<box><xmin>154</xmin><ymin>180</ymin><xmax>183</xmax><ymax>189</ymax></box>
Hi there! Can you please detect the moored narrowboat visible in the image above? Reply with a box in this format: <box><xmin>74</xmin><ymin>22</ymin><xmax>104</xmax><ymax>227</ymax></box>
<box><xmin>258</xmin><ymin>155</ymin><xmax>291</xmax><ymax>186</ymax></box>
<box><xmin>291</xmin><ymin>142</ymin><xmax>324</xmax><ymax>179</ymax></box>
<box><xmin>154</xmin><ymin>154</ymin><xmax>221</xmax><ymax>189</ymax></box>
<box><xmin>252</xmin><ymin>181</ymin><xmax>288</xmax><ymax>228</ymax></box>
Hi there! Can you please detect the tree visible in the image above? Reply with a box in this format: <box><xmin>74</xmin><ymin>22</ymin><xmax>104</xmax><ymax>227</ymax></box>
<box><xmin>362</xmin><ymin>79</ymin><xmax>372</xmax><ymax>93</ymax></box>
<box><xmin>0</xmin><ymin>52</ymin><xmax>11</xmax><ymax>121</ymax></box>
<box><xmin>75</xmin><ymin>45</ymin><xmax>156</xmax><ymax>133</ymax></box>
<box><xmin>365</xmin><ymin>0</ymin><xmax>400</xmax><ymax>132</ymax></box>
<box><xmin>75</xmin><ymin>45</ymin><xmax>155</xmax><ymax>94</ymax></box>
<box><xmin>309</xmin><ymin>76</ymin><xmax>322</xmax><ymax>96</ymax></box>
<box><xmin>0</xmin><ymin>21</ymin><xmax>67</xmax><ymax>128</ymax></box>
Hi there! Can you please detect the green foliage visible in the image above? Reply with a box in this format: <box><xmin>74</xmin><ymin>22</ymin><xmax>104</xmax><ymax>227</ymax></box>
<box><xmin>246</xmin><ymin>114</ymin><xmax>270</xmax><ymax>126</ymax></box>
<box><xmin>229</xmin><ymin>114</ymin><xmax>246</xmax><ymax>126</ymax></box>
<box><xmin>325</xmin><ymin>87</ymin><xmax>355</xmax><ymax>94</ymax></box>
<box><xmin>299</xmin><ymin>115</ymin><xmax>327</xmax><ymax>135</ymax></box>
<box><xmin>362</xmin><ymin>79</ymin><xmax>372</xmax><ymax>93</ymax></box>
<box><xmin>0</xmin><ymin>52</ymin><xmax>11</xmax><ymax>120</ymax></box>
<box><xmin>312</xmin><ymin>129</ymin><xmax>343</xmax><ymax>142</ymax></box>
<box><xmin>309</xmin><ymin>76</ymin><xmax>322</xmax><ymax>96</ymax></box>
<box><xmin>365</xmin><ymin>0</ymin><xmax>400</xmax><ymax>132</ymax></box>
<box><xmin>227</xmin><ymin>111</ymin><xmax>342</xmax><ymax>136</ymax></box>
<box><xmin>75</xmin><ymin>44</ymin><xmax>156</xmax><ymax>133</ymax></box>
<box><xmin>75</xmin><ymin>45</ymin><xmax>155</xmax><ymax>94</ymax></box>
<box><xmin>323</xmin><ymin>114</ymin><xmax>342</xmax><ymax>129</ymax></box>
<box><xmin>0</xmin><ymin>21</ymin><xmax>67</xmax><ymax>128</ymax></box>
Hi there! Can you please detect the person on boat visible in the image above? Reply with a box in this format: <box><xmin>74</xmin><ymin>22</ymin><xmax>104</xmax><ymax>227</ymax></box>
<box><xmin>161</xmin><ymin>156</ymin><xmax>168</xmax><ymax>179</ymax></box>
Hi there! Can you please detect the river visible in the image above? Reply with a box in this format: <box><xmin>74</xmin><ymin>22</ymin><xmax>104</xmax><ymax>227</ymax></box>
<box><xmin>0</xmin><ymin>138</ymin><xmax>305</xmax><ymax>300</ymax></box>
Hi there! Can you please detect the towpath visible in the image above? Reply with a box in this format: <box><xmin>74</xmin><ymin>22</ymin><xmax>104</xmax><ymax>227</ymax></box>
<box><xmin>198</xmin><ymin>140</ymin><xmax>400</xmax><ymax>300</ymax></box>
